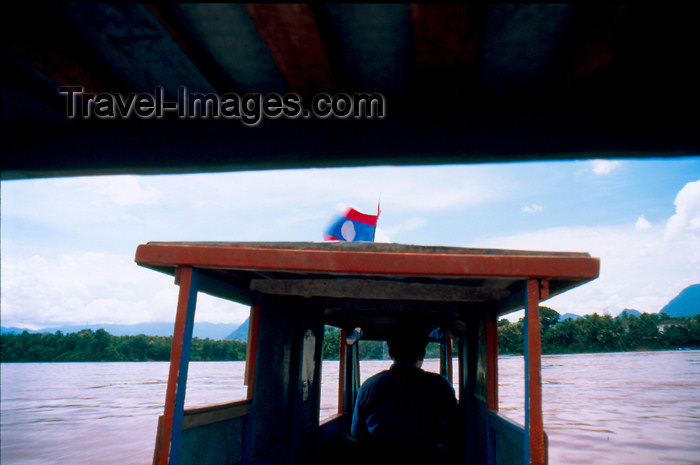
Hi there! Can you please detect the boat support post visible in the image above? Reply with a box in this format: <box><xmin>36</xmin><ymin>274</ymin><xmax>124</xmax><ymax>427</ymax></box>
<box><xmin>341</xmin><ymin>328</ymin><xmax>361</xmax><ymax>432</ymax></box>
<box><xmin>158</xmin><ymin>266</ymin><xmax>200</xmax><ymax>465</ymax></box>
<box><xmin>524</xmin><ymin>279</ymin><xmax>546</xmax><ymax>465</ymax></box>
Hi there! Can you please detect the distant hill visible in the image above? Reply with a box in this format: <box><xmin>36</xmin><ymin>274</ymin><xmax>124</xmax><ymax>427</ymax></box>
<box><xmin>0</xmin><ymin>326</ymin><xmax>37</xmax><ymax>335</ymax></box>
<box><xmin>661</xmin><ymin>284</ymin><xmax>700</xmax><ymax>318</ymax></box>
<box><xmin>226</xmin><ymin>318</ymin><xmax>249</xmax><ymax>341</ymax></box>
<box><xmin>560</xmin><ymin>313</ymin><xmax>582</xmax><ymax>320</ymax></box>
<box><xmin>620</xmin><ymin>309</ymin><xmax>641</xmax><ymax>317</ymax></box>
<box><xmin>0</xmin><ymin>322</ymin><xmax>240</xmax><ymax>340</ymax></box>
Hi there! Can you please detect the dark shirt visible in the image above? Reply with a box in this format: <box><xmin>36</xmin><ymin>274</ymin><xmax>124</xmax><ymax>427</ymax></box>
<box><xmin>350</xmin><ymin>362</ymin><xmax>457</xmax><ymax>451</ymax></box>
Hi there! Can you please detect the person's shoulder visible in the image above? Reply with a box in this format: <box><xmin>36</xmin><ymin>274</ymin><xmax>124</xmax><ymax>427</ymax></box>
<box><xmin>361</xmin><ymin>369</ymin><xmax>391</xmax><ymax>388</ymax></box>
<box><xmin>420</xmin><ymin>370</ymin><xmax>456</xmax><ymax>392</ymax></box>
<box><xmin>420</xmin><ymin>369</ymin><xmax>449</xmax><ymax>382</ymax></box>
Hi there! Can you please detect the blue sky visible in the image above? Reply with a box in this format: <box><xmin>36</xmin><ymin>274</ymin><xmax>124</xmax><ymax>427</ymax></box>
<box><xmin>1</xmin><ymin>157</ymin><xmax>699</xmax><ymax>329</ymax></box>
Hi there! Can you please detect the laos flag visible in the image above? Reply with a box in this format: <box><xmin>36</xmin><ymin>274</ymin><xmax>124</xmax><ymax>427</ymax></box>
<box><xmin>324</xmin><ymin>207</ymin><xmax>378</xmax><ymax>242</ymax></box>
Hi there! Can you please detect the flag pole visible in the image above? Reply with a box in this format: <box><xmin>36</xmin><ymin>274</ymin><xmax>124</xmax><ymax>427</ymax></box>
<box><xmin>373</xmin><ymin>196</ymin><xmax>381</xmax><ymax>242</ymax></box>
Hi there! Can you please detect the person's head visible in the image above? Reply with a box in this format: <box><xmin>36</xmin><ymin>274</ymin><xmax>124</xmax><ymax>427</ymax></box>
<box><xmin>387</xmin><ymin>324</ymin><xmax>429</xmax><ymax>364</ymax></box>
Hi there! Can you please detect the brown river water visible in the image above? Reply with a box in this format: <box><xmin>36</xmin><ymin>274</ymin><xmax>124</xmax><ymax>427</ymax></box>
<box><xmin>2</xmin><ymin>350</ymin><xmax>699</xmax><ymax>464</ymax></box>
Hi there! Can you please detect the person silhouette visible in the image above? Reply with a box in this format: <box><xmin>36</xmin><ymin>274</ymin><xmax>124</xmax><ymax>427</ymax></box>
<box><xmin>350</xmin><ymin>324</ymin><xmax>457</xmax><ymax>464</ymax></box>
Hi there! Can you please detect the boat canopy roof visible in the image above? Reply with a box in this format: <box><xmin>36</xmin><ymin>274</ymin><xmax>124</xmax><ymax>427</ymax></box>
<box><xmin>4</xmin><ymin>5</ymin><xmax>698</xmax><ymax>180</ymax></box>
<box><xmin>135</xmin><ymin>241</ymin><xmax>599</xmax><ymax>335</ymax></box>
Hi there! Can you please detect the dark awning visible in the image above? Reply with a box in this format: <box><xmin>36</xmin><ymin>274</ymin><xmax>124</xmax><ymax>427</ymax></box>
<box><xmin>3</xmin><ymin>4</ymin><xmax>698</xmax><ymax>179</ymax></box>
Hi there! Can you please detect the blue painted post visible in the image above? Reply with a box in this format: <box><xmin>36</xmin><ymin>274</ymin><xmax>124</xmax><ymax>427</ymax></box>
<box><xmin>159</xmin><ymin>267</ymin><xmax>199</xmax><ymax>465</ymax></box>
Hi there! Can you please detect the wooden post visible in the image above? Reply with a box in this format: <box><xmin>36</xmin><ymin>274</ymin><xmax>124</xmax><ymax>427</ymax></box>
<box><xmin>486</xmin><ymin>312</ymin><xmax>498</xmax><ymax>411</ymax></box>
<box><xmin>244</xmin><ymin>302</ymin><xmax>260</xmax><ymax>400</ymax></box>
<box><xmin>463</xmin><ymin>321</ymin><xmax>478</xmax><ymax>461</ymax></box>
<box><xmin>342</xmin><ymin>333</ymin><xmax>360</xmax><ymax>433</ymax></box>
<box><xmin>440</xmin><ymin>332</ymin><xmax>448</xmax><ymax>378</ymax></box>
<box><xmin>445</xmin><ymin>330</ymin><xmax>454</xmax><ymax>385</ymax></box>
<box><xmin>524</xmin><ymin>280</ymin><xmax>545</xmax><ymax>465</ymax></box>
<box><xmin>158</xmin><ymin>267</ymin><xmax>199</xmax><ymax>465</ymax></box>
<box><xmin>338</xmin><ymin>329</ymin><xmax>347</xmax><ymax>415</ymax></box>
<box><xmin>240</xmin><ymin>302</ymin><xmax>260</xmax><ymax>464</ymax></box>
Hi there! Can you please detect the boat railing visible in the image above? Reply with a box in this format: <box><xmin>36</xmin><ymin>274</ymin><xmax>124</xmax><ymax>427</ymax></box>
<box><xmin>486</xmin><ymin>410</ymin><xmax>548</xmax><ymax>465</ymax></box>
<box><xmin>153</xmin><ymin>400</ymin><xmax>252</xmax><ymax>465</ymax></box>
<box><xmin>181</xmin><ymin>400</ymin><xmax>252</xmax><ymax>430</ymax></box>
<box><xmin>487</xmin><ymin>410</ymin><xmax>525</xmax><ymax>464</ymax></box>
<box><xmin>319</xmin><ymin>412</ymin><xmax>343</xmax><ymax>427</ymax></box>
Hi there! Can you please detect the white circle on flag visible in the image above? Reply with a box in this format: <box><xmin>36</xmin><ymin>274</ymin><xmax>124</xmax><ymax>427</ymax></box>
<box><xmin>341</xmin><ymin>220</ymin><xmax>356</xmax><ymax>241</ymax></box>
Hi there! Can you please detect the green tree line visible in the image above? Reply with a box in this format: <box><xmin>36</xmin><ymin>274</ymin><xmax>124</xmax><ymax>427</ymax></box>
<box><xmin>0</xmin><ymin>329</ymin><xmax>248</xmax><ymax>362</ymax></box>
<box><xmin>3</xmin><ymin>310</ymin><xmax>698</xmax><ymax>363</ymax></box>
<box><xmin>498</xmin><ymin>307</ymin><xmax>700</xmax><ymax>355</ymax></box>
<box><xmin>1</xmin><ymin>326</ymin><xmax>415</xmax><ymax>363</ymax></box>
<box><xmin>321</xmin><ymin>326</ymin><xmax>387</xmax><ymax>360</ymax></box>
<box><xmin>321</xmin><ymin>326</ymin><xmax>444</xmax><ymax>361</ymax></box>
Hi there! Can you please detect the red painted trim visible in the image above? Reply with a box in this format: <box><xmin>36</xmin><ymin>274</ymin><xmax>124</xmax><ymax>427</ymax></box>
<box><xmin>135</xmin><ymin>243</ymin><xmax>599</xmax><ymax>281</ymax></box>
<box><xmin>527</xmin><ymin>280</ymin><xmax>545</xmax><ymax>465</ymax></box>
<box><xmin>343</xmin><ymin>208</ymin><xmax>378</xmax><ymax>226</ymax></box>
<box><xmin>245</xmin><ymin>302</ymin><xmax>260</xmax><ymax>400</ymax></box>
<box><xmin>245</xmin><ymin>4</ymin><xmax>335</xmax><ymax>95</ymax></box>
<box><xmin>159</xmin><ymin>266</ymin><xmax>194</xmax><ymax>465</ymax></box>
<box><xmin>486</xmin><ymin>313</ymin><xmax>499</xmax><ymax>411</ymax></box>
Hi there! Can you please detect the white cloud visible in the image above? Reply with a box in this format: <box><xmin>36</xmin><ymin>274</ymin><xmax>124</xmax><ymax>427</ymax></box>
<box><xmin>0</xmin><ymin>176</ymin><xmax>161</xmax><ymax>241</ymax></box>
<box><xmin>666</xmin><ymin>179</ymin><xmax>700</xmax><ymax>239</ymax></box>
<box><xmin>51</xmin><ymin>176</ymin><xmax>163</xmax><ymax>207</ymax></box>
<box><xmin>374</xmin><ymin>228</ymin><xmax>391</xmax><ymax>243</ymax></box>
<box><xmin>1</xmin><ymin>165</ymin><xmax>513</xmax><ymax>250</ymax></box>
<box><xmin>590</xmin><ymin>159</ymin><xmax>621</xmax><ymax>175</ymax></box>
<box><xmin>522</xmin><ymin>203</ymin><xmax>543</xmax><ymax>214</ymax></box>
<box><xmin>383</xmin><ymin>217</ymin><xmax>427</xmax><ymax>238</ymax></box>
<box><xmin>0</xmin><ymin>251</ymin><xmax>249</xmax><ymax>328</ymax></box>
<box><xmin>473</xmin><ymin>220</ymin><xmax>699</xmax><ymax>317</ymax></box>
<box><xmin>635</xmin><ymin>215</ymin><xmax>652</xmax><ymax>231</ymax></box>
<box><xmin>219</xmin><ymin>165</ymin><xmax>509</xmax><ymax>213</ymax></box>
<box><xmin>89</xmin><ymin>176</ymin><xmax>163</xmax><ymax>206</ymax></box>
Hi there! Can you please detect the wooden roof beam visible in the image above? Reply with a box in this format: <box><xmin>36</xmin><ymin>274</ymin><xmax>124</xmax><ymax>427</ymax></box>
<box><xmin>245</xmin><ymin>4</ymin><xmax>336</xmax><ymax>96</ymax></box>
<box><xmin>145</xmin><ymin>4</ymin><xmax>236</xmax><ymax>95</ymax></box>
<box><xmin>410</xmin><ymin>3</ymin><xmax>483</xmax><ymax>99</ymax></box>
<box><xmin>250</xmin><ymin>278</ymin><xmax>510</xmax><ymax>302</ymax></box>
<box><xmin>561</xmin><ymin>5</ymin><xmax>630</xmax><ymax>90</ymax></box>
<box><xmin>1</xmin><ymin>5</ymin><xmax>127</xmax><ymax>113</ymax></box>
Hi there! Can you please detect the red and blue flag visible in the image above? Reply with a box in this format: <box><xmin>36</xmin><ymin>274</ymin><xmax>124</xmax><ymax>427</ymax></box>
<box><xmin>324</xmin><ymin>207</ymin><xmax>379</xmax><ymax>242</ymax></box>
